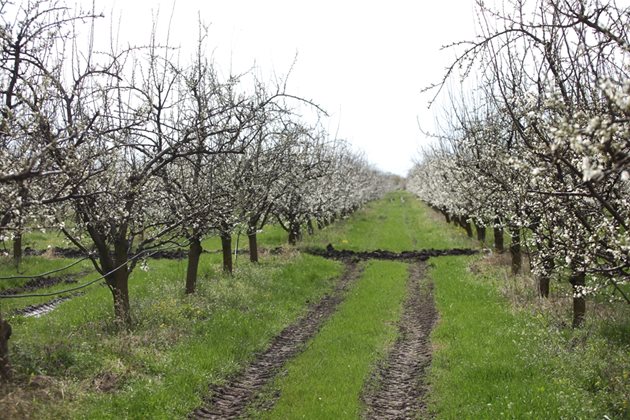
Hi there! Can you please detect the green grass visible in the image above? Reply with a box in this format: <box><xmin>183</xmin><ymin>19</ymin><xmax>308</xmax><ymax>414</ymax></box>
<box><xmin>0</xmin><ymin>222</ymin><xmax>288</xmax><ymax>314</ymax></box>
<box><xmin>4</xmin><ymin>253</ymin><xmax>341</xmax><ymax>419</ymax></box>
<box><xmin>2</xmin><ymin>191</ymin><xmax>628</xmax><ymax>419</ymax></box>
<box><xmin>260</xmin><ymin>260</ymin><xmax>408</xmax><ymax>419</ymax></box>
<box><xmin>201</xmin><ymin>224</ymin><xmax>287</xmax><ymax>251</ymax></box>
<box><xmin>428</xmin><ymin>255</ymin><xmax>630</xmax><ymax>418</ymax></box>
<box><xmin>6</xmin><ymin>228</ymin><xmax>73</xmax><ymax>250</ymax></box>
<box><xmin>0</xmin><ymin>256</ymin><xmax>95</xmax><ymax>315</ymax></box>
<box><xmin>2</xmin><ymin>222</ymin><xmax>286</xmax><ymax>260</ymax></box>
<box><xmin>428</xmin><ymin>256</ymin><xmax>563</xmax><ymax>418</ymax></box>
<box><xmin>304</xmin><ymin>191</ymin><xmax>474</xmax><ymax>252</ymax></box>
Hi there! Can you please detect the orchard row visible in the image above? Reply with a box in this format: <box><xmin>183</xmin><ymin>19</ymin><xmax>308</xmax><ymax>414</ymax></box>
<box><xmin>408</xmin><ymin>0</ymin><xmax>629</xmax><ymax>326</ymax></box>
<box><xmin>0</xmin><ymin>1</ymin><xmax>397</xmax><ymax>327</ymax></box>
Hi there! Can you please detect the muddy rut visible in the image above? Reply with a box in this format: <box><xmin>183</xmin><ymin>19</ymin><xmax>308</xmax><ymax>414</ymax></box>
<box><xmin>190</xmin><ymin>261</ymin><xmax>364</xmax><ymax>419</ymax></box>
<box><xmin>362</xmin><ymin>262</ymin><xmax>437</xmax><ymax>419</ymax></box>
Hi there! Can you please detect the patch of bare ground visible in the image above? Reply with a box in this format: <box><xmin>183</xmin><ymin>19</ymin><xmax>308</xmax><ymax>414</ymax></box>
<box><xmin>190</xmin><ymin>261</ymin><xmax>364</xmax><ymax>419</ymax></box>
<box><xmin>306</xmin><ymin>245</ymin><xmax>478</xmax><ymax>262</ymax></box>
<box><xmin>0</xmin><ymin>375</ymin><xmax>67</xmax><ymax>420</ymax></box>
<box><xmin>0</xmin><ymin>272</ymin><xmax>84</xmax><ymax>296</ymax></box>
<box><xmin>362</xmin><ymin>262</ymin><xmax>437</xmax><ymax>420</ymax></box>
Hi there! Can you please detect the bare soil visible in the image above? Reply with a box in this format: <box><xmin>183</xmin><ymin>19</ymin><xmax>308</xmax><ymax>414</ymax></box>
<box><xmin>23</xmin><ymin>247</ymin><xmax>87</xmax><ymax>259</ymax></box>
<box><xmin>190</xmin><ymin>261</ymin><xmax>364</xmax><ymax>419</ymax></box>
<box><xmin>0</xmin><ymin>274</ymin><xmax>79</xmax><ymax>296</ymax></box>
<box><xmin>21</xmin><ymin>247</ymin><xmax>252</xmax><ymax>260</ymax></box>
<box><xmin>362</xmin><ymin>262</ymin><xmax>437</xmax><ymax>419</ymax></box>
<box><xmin>307</xmin><ymin>245</ymin><xmax>477</xmax><ymax>262</ymax></box>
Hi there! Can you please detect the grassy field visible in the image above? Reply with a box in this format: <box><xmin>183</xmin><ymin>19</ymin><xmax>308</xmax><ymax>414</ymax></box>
<box><xmin>303</xmin><ymin>191</ymin><xmax>473</xmax><ymax>252</ymax></box>
<box><xmin>2</xmin><ymin>223</ymin><xmax>288</xmax><ymax>256</ymax></box>
<box><xmin>429</xmin><ymin>254</ymin><xmax>630</xmax><ymax>418</ymax></box>
<box><xmin>200</xmin><ymin>224</ymin><xmax>287</xmax><ymax>251</ymax></box>
<box><xmin>0</xmin><ymin>191</ymin><xmax>627</xmax><ymax>418</ymax></box>
<box><xmin>2</xmin><ymin>249</ymin><xmax>342</xmax><ymax>418</ymax></box>
<box><xmin>258</xmin><ymin>260</ymin><xmax>408</xmax><ymax>419</ymax></box>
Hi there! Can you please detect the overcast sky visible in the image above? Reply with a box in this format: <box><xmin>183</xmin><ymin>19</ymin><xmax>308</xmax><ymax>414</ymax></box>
<box><xmin>82</xmin><ymin>0</ymin><xmax>478</xmax><ymax>176</ymax></box>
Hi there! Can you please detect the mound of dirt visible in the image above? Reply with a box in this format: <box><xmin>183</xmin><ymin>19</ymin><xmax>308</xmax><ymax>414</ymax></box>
<box><xmin>23</xmin><ymin>247</ymin><xmax>87</xmax><ymax>259</ymax></box>
<box><xmin>306</xmin><ymin>245</ymin><xmax>478</xmax><ymax>261</ymax></box>
<box><xmin>0</xmin><ymin>275</ymin><xmax>78</xmax><ymax>297</ymax></box>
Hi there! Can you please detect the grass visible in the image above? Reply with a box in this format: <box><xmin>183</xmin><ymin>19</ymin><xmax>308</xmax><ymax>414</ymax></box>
<box><xmin>201</xmin><ymin>224</ymin><xmax>287</xmax><ymax>251</ymax></box>
<box><xmin>2</xmin><ymin>253</ymin><xmax>341</xmax><ymax>419</ymax></box>
<box><xmin>429</xmin><ymin>256</ymin><xmax>566</xmax><ymax>418</ymax></box>
<box><xmin>2</xmin><ymin>222</ymin><xmax>288</xmax><ymax>260</ymax></box>
<box><xmin>0</xmin><ymin>223</ymin><xmax>288</xmax><ymax>310</ymax></box>
<box><xmin>2</xmin><ymin>191</ymin><xmax>628</xmax><ymax>418</ymax></box>
<box><xmin>259</xmin><ymin>260</ymin><xmax>408</xmax><ymax>419</ymax></box>
<box><xmin>303</xmin><ymin>191</ymin><xmax>474</xmax><ymax>252</ymax></box>
<box><xmin>428</xmin><ymin>254</ymin><xmax>630</xmax><ymax>419</ymax></box>
<box><xmin>1</xmin><ymin>228</ymin><xmax>73</xmax><ymax>251</ymax></box>
<box><xmin>0</xmin><ymin>256</ymin><xmax>94</xmax><ymax>314</ymax></box>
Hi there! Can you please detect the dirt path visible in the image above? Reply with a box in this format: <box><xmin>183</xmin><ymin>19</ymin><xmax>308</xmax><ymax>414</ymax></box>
<box><xmin>362</xmin><ymin>262</ymin><xmax>437</xmax><ymax>419</ymax></box>
<box><xmin>190</xmin><ymin>261</ymin><xmax>364</xmax><ymax>419</ymax></box>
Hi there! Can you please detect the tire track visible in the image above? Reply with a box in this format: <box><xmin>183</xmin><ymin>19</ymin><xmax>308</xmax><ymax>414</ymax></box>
<box><xmin>362</xmin><ymin>262</ymin><xmax>437</xmax><ymax>419</ymax></box>
<box><xmin>190</xmin><ymin>261</ymin><xmax>364</xmax><ymax>419</ymax></box>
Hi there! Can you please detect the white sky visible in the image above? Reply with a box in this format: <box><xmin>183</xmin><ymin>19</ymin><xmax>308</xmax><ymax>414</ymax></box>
<box><xmin>81</xmin><ymin>0</ymin><xmax>478</xmax><ymax>176</ymax></box>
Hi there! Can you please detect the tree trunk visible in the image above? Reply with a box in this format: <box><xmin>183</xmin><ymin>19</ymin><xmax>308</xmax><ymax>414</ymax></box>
<box><xmin>538</xmin><ymin>275</ymin><xmax>550</xmax><ymax>298</ymax></box>
<box><xmin>509</xmin><ymin>226</ymin><xmax>521</xmax><ymax>275</ymax></box>
<box><xmin>12</xmin><ymin>231</ymin><xmax>22</xmax><ymax>268</ymax></box>
<box><xmin>248</xmin><ymin>228</ymin><xmax>258</xmax><ymax>263</ymax></box>
<box><xmin>475</xmin><ymin>223</ymin><xmax>486</xmax><ymax>242</ymax></box>
<box><xmin>570</xmin><ymin>271</ymin><xmax>586</xmax><ymax>328</ymax></box>
<box><xmin>317</xmin><ymin>219</ymin><xmax>325</xmax><ymax>230</ymax></box>
<box><xmin>221</xmin><ymin>233</ymin><xmax>233</xmax><ymax>274</ymax></box>
<box><xmin>288</xmin><ymin>229</ymin><xmax>298</xmax><ymax>245</ymax></box>
<box><xmin>538</xmin><ymin>258</ymin><xmax>554</xmax><ymax>298</ymax></box>
<box><xmin>465</xmin><ymin>222</ymin><xmax>473</xmax><ymax>237</ymax></box>
<box><xmin>306</xmin><ymin>218</ymin><xmax>314</xmax><ymax>236</ymax></box>
<box><xmin>111</xmin><ymin>272</ymin><xmax>131</xmax><ymax>328</ymax></box>
<box><xmin>444</xmin><ymin>211</ymin><xmax>451</xmax><ymax>224</ymax></box>
<box><xmin>494</xmin><ymin>226</ymin><xmax>504</xmax><ymax>252</ymax></box>
<box><xmin>110</xmin><ymin>239</ymin><xmax>131</xmax><ymax>328</ymax></box>
<box><xmin>460</xmin><ymin>217</ymin><xmax>473</xmax><ymax>237</ymax></box>
<box><xmin>86</xmin><ymin>223</ymin><xmax>131</xmax><ymax>328</ymax></box>
<box><xmin>0</xmin><ymin>312</ymin><xmax>12</xmax><ymax>381</ymax></box>
<box><xmin>185</xmin><ymin>236</ymin><xmax>202</xmax><ymax>294</ymax></box>
<box><xmin>288</xmin><ymin>221</ymin><xmax>301</xmax><ymax>245</ymax></box>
